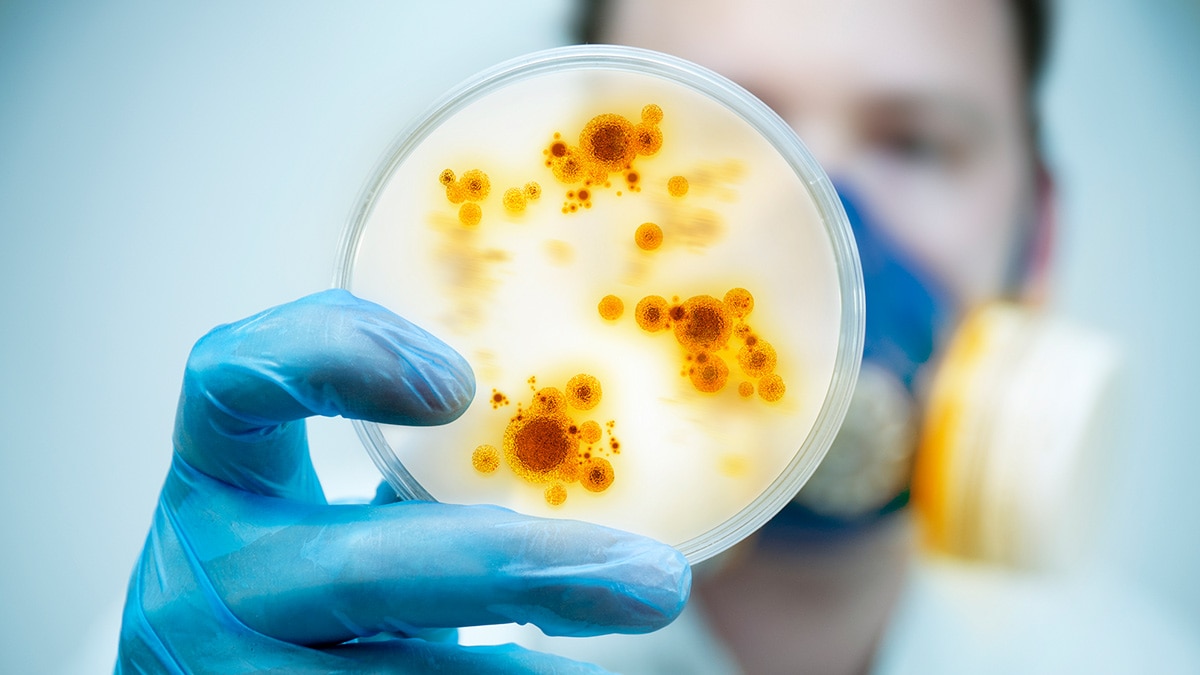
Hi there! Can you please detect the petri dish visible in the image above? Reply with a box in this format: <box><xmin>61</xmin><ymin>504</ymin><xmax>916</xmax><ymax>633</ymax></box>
<box><xmin>335</xmin><ymin>45</ymin><xmax>863</xmax><ymax>563</ymax></box>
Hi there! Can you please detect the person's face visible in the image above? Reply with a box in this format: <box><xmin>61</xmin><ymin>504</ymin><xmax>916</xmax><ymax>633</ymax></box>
<box><xmin>602</xmin><ymin>0</ymin><xmax>1037</xmax><ymax>308</ymax></box>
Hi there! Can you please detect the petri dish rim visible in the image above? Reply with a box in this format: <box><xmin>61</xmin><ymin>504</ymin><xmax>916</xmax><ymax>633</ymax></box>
<box><xmin>333</xmin><ymin>44</ymin><xmax>864</xmax><ymax>563</ymax></box>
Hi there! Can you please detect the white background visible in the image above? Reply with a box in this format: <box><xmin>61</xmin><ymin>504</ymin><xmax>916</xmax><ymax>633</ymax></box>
<box><xmin>1</xmin><ymin>1</ymin><xmax>1197</xmax><ymax>672</ymax></box>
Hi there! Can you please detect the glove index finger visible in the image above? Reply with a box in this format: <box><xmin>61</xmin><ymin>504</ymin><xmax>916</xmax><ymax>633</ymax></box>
<box><xmin>202</xmin><ymin>500</ymin><xmax>693</xmax><ymax>645</ymax></box>
<box><xmin>174</xmin><ymin>289</ymin><xmax>475</xmax><ymax>499</ymax></box>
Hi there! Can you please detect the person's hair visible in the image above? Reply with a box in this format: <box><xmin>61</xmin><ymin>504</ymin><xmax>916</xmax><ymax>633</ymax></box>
<box><xmin>575</xmin><ymin>0</ymin><xmax>1052</xmax><ymax>114</ymax></box>
<box><xmin>1011</xmin><ymin>0</ymin><xmax>1052</xmax><ymax>92</ymax></box>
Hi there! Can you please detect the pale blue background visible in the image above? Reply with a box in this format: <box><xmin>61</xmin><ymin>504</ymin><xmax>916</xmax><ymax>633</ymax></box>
<box><xmin>1</xmin><ymin>1</ymin><xmax>1197</xmax><ymax>672</ymax></box>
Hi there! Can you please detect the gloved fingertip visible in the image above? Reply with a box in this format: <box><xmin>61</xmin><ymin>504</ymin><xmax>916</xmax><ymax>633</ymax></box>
<box><xmin>491</xmin><ymin>515</ymin><xmax>693</xmax><ymax>637</ymax></box>
<box><xmin>255</xmin><ymin>289</ymin><xmax>476</xmax><ymax>426</ymax></box>
<box><xmin>381</xmin><ymin>330</ymin><xmax>476</xmax><ymax>425</ymax></box>
<box><xmin>599</xmin><ymin>541</ymin><xmax>692</xmax><ymax>634</ymax></box>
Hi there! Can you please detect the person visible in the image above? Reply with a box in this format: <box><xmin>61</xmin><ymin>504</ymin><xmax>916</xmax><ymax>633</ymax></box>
<box><xmin>115</xmin><ymin>0</ymin><xmax>1053</xmax><ymax>672</ymax></box>
<box><xmin>569</xmin><ymin>2</ymin><xmax>1055</xmax><ymax>672</ymax></box>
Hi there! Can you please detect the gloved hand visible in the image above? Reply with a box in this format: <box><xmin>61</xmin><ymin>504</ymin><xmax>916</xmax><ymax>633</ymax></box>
<box><xmin>116</xmin><ymin>289</ymin><xmax>691</xmax><ymax>673</ymax></box>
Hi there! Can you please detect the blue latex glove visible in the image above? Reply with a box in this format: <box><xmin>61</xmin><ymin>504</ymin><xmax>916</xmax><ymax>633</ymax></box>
<box><xmin>116</xmin><ymin>289</ymin><xmax>691</xmax><ymax>673</ymax></box>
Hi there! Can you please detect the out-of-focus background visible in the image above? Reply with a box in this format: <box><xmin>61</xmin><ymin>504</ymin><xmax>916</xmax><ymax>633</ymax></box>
<box><xmin>0</xmin><ymin>1</ymin><xmax>1196</xmax><ymax>672</ymax></box>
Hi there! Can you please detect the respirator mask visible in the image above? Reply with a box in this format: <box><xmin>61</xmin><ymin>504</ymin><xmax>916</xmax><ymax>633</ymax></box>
<box><xmin>769</xmin><ymin>187</ymin><xmax>1118</xmax><ymax>569</ymax></box>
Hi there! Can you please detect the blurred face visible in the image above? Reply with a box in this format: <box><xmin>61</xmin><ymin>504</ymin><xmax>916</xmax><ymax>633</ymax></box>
<box><xmin>602</xmin><ymin>0</ymin><xmax>1037</xmax><ymax>309</ymax></box>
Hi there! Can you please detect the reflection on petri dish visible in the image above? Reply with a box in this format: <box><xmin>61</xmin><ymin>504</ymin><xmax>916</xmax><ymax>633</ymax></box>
<box><xmin>336</xmin><ymin>46</ymin><xmax>863</xmax><ymax>563</ymax></box>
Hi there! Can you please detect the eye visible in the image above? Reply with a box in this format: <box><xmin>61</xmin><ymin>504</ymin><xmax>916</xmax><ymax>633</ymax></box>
<box><xmin>866</xmin><ymin>126</ymin><xmax>962</xmax><ymax>168</ymax></box>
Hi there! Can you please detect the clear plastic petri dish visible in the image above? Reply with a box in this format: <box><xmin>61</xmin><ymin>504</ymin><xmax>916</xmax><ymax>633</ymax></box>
<box><xmin>335</xmin><ymin>45</ymin><xmax>863</xmax><ymax>563</ymax></box>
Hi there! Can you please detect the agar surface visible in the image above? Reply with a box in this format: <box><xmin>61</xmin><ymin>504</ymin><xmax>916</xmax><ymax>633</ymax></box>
<box><xmin>434</xmin><ymin>101</ymin><xmax>790</xmax><ymax>506</ymax></box>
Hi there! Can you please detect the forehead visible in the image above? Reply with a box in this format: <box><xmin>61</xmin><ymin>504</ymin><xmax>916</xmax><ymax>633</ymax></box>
<box><xmin>604</xmin><ymin>0</ymin><xmax>1022</xmax><ymax>115</ymax></box>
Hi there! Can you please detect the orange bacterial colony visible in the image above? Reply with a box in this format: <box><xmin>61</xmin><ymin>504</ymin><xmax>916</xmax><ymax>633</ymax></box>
<box><xmin>597</xmin><ymin>294</ymin><xmax>624</xmax><ymax>321</ymax></box>
<box><xmin>442</xmin><ymin>102</ymin><xmax>790</xmax><ymax>506</ymax></box>
<box><xmin>610</xmin><ymin>287</ymin><xmax>787</xmax><ymax>400</ymax></box>
<box><xmin>634</xmin><ymin>222</ymin><xmax>663</xmax><ymax>250</ymax></box>
<box><xmin>439</xmin><ymin>104</ymin><xmax>668</xmax><ymax>225</ymax></box>
<box><xmin>472</xmin><ymin>375</ymin><xmax>620</xmax><ymax>505</ymax></box>
<box><xmin>667</xmin><ymin>175</ymin><xmax>689</xmax><ymax>197</ymax></box>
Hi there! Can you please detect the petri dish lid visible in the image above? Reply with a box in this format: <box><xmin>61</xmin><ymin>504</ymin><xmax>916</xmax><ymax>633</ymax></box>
<box><xmin>335</xmin><ymin>45</ymin><xmax>863</xmax><ymax>563</ymax></box>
